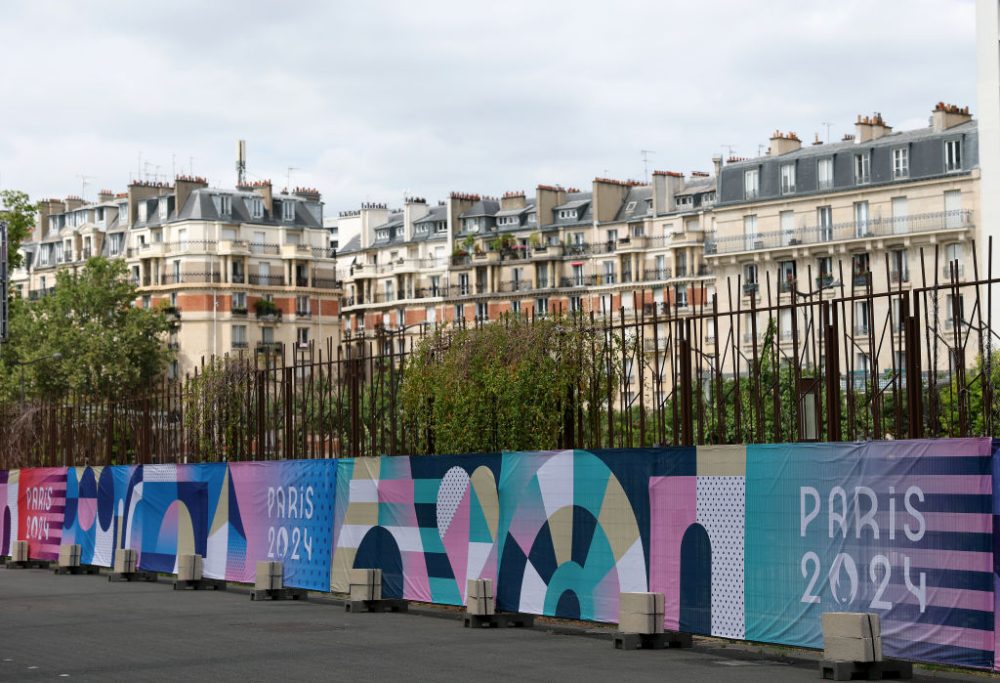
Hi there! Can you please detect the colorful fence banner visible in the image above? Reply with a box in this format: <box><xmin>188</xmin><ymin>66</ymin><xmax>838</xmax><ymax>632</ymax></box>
<box><xmin>17</xmin><ymin>467</ymin><xmax>66</xmax><ymax>561</ymax></box>
<box><xmin>332</xmin><ymin>454</ymin><xmax>501</xmax><ymax>604</ymax></box>
<box><xmin>227</xmin><ymin>460</ymin><xmax>337</xmax><ymax>591</ymax></box>
<box><xmin>745</xmin><ymin>439</ymin><xmax>995</xmax><ymax>669</ymax></box>
<box><xmin>0</xmin><ymin>470</ymin><xmax>13</xmax><ymax>558</ymax></box>
<box><xmin>129</xmin><ymin>463</ymin><xmax>227</xmax><ymax>574</ymax></box>
<box><xmin>62</xmin><ymin>465</ymin><xmax>139</xmax><ymax>567</ymax></box>
<box><xmin>496</xmin><ymin>448</ymin><xmax>695</xmax><ymax>624</ymax></box>
<box><xmin>0</xmin><ymin>437</ymin><xmax>997</xmax><ymax>671</ymax></box>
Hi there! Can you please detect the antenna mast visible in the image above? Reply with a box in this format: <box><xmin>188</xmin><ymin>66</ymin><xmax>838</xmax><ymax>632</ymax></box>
<box><xmin>236</xmin><ymin>140</ymin><xmax>247</xmax><ymax>186</ymax></box>
<box><xmin>640</xmin><ymin>149</ymin><xmax>655</xmax><ymax>183</ymax></box>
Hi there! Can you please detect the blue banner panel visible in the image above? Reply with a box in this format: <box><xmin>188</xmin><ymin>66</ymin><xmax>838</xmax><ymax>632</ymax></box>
<box><xmin>745</xmin><ymin>439</ymin><xmax>994</xmax><ymax>669</ymax></box>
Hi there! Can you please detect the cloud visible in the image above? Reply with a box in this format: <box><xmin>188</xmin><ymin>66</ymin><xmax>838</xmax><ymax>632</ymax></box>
<box><xmin>0</xmin><ymin>0</ymin><xmax>977</xmax><ymax>214</ymax></box>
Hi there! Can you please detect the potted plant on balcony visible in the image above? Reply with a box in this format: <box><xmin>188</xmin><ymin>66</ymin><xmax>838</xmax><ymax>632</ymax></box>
<box><xmin>529</xmin><ymin>233</ymin><xmax>543</xmax><ymax>249</ymax></box>
<box><xmin>255</xmin><ymin>298</ymin><xmax>281</xmax><ymax>322</ymax></box>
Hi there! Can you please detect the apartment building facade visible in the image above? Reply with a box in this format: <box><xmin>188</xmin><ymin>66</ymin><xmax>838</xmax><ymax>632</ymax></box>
<box><xmin>705</xmin><ymin>103</ymin><xmax>980</xmax><ymax>380</ymax></box>
<box><xmin>12</xmin><ymin>177</ymin><xmax>340</xmax><ymax>375</ymax></box>
<box><xmin>336</xmin><ymin>173</ymin><xmax>719</xmax><ymax>351</ymax></box>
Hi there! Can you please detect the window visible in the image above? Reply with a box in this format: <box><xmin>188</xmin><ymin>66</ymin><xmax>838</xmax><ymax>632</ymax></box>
<box><xmin>853</xmin><ymin>201</ymin><xmax>870</xmax><ymax>237</ymax></box>
<box><xmin>158</xmin><ymin>198</ymin><xmax>169</xmax><ymax>220</ymax></box>
<box><xmin>602</xmin><ymin>261</ymin><xmax>615</xmax><ymax>284</ymax></box>
<box><xmin>282</xmin><ymin>200</ymin><xmax>295</xmax><ymax>221</ymax></box>
<box><xmin>559</xmin><ymin>209</ymin><xmax>577</xmax><ymax>220</ymax></box>
<box><xmin>137</xmin><ymin>202</ymin><xmax>148</xmax><ymax>223</ymax></box>
<box><xmin>119</xmin><ymin>204</ymin><xmax>129</xmax><ymax>224</ymax></box>
<box><xmin>854</xmin><ymin>152</ymin><xmax>870</xmax><ymax>184</ymax></box>
<box><xmin>780</xmin><ymin>210</ymin><xmax>795</xmax><ymax>245</ymax></box>
<box><xmin>249</xmin><ymin>197</ymin><xmax>263</xmax><ymax>219</ymax></box>
<box><xmin>624</xmin><ymin>201</ymin><xmax>637</xmax><ymax>212</ymax></box>
<box><xmin>817</xmin><ymin>206</ymin><xmax>833</xmax><ymax>241</ymax></box>
<box><xmin>891</xmin><ymin>196</ymin><xmax>908</xmax><ymax>234</ymax></box>
<box><xmin>856</xmin><ymin>352</ymin><xmax>870</xmax><ymax>377</ymax></box>
<box><xmin>458</xmin><ymin>273</ymin><xmax>469</xmax><ymax>296</ymax></box>
<box><xmin>891</xmin><ymin>298</ymin><xmax>905</xmax><ymax>332</ymax></box>
<box><xmin>172</xmin><ymin>260</ymin><xmax>181</xmax><ymax>282</ymax></box>
<box><xmin>535</xmin><ymin>298</ymin><xmax>549</xmax><ymax>316</ymax></box>
<box><xmin>212</xmin><ymin>195</ymin><xmax>232</xmax><ymax>217</ymax></box>
<box><xmin>109</xmin><ymin>233</ymin><xmax>123</xmax><ymax>256</ymax></box>
<box><xmin>454</xmin><ymin>304</ymin><xmax>464</xmax><ymax>322</ymax></box>
<box><xmin>384</xmin><ymin>280</ymin><xmax>394</xmax><ymax>302</ymax></box>
<box><xmin>296</xmin><ymin>295</ymin><xmax>310</xmax><ymax>315</ymax></box>
<box><xmin>297</xmin><ymin>327</ymin><xmax>309</xmax><ymax>346</ymax></box>
<box><xmin>676</xmin><ymin>287</ymin><xmax>688</xmax><ymax>307</ymax></box>
<box><xmin>743</xmin><ymin>168</ymin><xmax>759</xmax><ymax>199</ymax></box>
<box><xmin>476</xmin><ymin>302</ymin><xmax>489</xmax><ymax>321</ymax></box>
<box><xmin>944</xmin><ymin>190</ymin><xmax>962</xmax><ymax>228</ymax></box>
<box><xmin>654</xmin><ymin>254</ymin><xmax>667</xmax><ymax>279</ymax></box>
<box><xmin>261</xmin><ymin>327</ymin><xmax>274</xmax><ymax>344</ymax></box>
<box><xmin>817</xmin><ymin>257</ymin><xmax>833</xmax><ymax>283</ymax></box>
<box><xmin>527</xmin><ymin>212</ymin><xmax>536</xmax><ymax>224</ymax></box>
<box><xmin>511</xmin><ymin>300</ymin><xmax>521</xmax><ymax>315</ymax></box>
<box><xmin>780</xmin><ymin>163</ymin><xmax>796</xmax><ymax>194</ymax></box>
<box><xmin>855</xmin><ymin>301</ymin><xmax>871</xmax><ymax>335</ymax></box>
<box><xmin>817</xmin><ymin>158</ymin><xmax>834</xmax><ymax>190</ymax></box>
<box><xmin>779</xmin><ymin>309</ymin><xmax>792</xmax><ymax>340</ymax></box>
<box><xmin>142</xmin><ymin>295</ymin><xmax>151</xmax><ymax>309</ymax></box>
<box><xmin>779</xmin><ymin>260</ymin><xmax>796</xmax><ymax>291</ymax></box>
<box><xmin>570</xmin><ymin>296</ymin><xmax>582</xmax><ymax>313</ymax></box>
<box><xmin>536</xmin><ymin>264</ymin><xmax>549</xmax><ymax>289</ymax></box>
<box><xmin>744</xmin><ymin>263</ymin><xmax>758</xmax><ymax>286</ymax></box>
<box><xmin>890</xmin><ymin>249</ymin><xmax>909</xmax><ymax>282</ymax></box>
<box><xmin>945</xmin><ymin>139</ymin><xmax>962</xmax><ymax>171</ymax></box>
<box><xmin>233</xmin><ymin>292</ymin><xmax>247</xmax><ymax>311</ymax></box>
<box><xmin>892</xmin><ymin>148</ymin><xmax>909</xmax><ymax>179</ymax></box>
<box><xmin>676</xmin><ymin>252</ymin><xmax>687</xmax><ymax>277</ymax></box>
<box><xmin>177</xmin><ymin>228</ymin><xmax>188</xmax><ymax>250</ymax></box>
<box><xmin>743</xmin><ymin>214</ymin><xmax>759</xmax><ymax>250</ymax></box>
<box><xmin>946</xmin><ymin>293</ymin><xmax>965</xmax><ymax>328</ymax></box>
<box><xmin>572</xmin><ymin>264</ymin><xmax>584</xmax><ymax>286</ymax></box>
<box><xmin>233</xmin><ymin>325</ymin><xmax>247</xmax><ymax>347</ymax></box>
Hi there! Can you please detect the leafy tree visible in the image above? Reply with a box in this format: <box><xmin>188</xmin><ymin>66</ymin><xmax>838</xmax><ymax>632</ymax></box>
<box><xmin>0</xmin><ymin>257</ymin><xmax>172</xmax><ymax>401</ymax></box>
<box><xmin>939</xmin><ymin>351</ymin><xmax>1000</xmax><ymax>437</ymax></box>
<box><xmin>1</xmin><ymin>190</ymin><xmax>36</xmax><ymax>270</ymax></box>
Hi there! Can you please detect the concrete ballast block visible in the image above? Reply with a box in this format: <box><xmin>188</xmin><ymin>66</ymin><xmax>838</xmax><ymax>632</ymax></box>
<box><xmin>348</xmin><ymin>568</ymin><xmax>382</xmax><ymax>601</ymax></box>
<box><xmin>114</xmin><ymin>549</ymin><xmax>138</xmax><ymax>574</ymax></box>
<box><xmin>466</xmin><ymin>594</ymin><xmax>496</xmax><ymax>616</ymax></box>
<box><xmin>618</xmin><ymin>612</ymin><xmax>665</xmax><ymax>635</ymax></box>
<box><xmin>821</xmin><ymin>612</ymin><xmax>881</xmax><ymax>639</ymax></box>
<box><xmin>823</xmin><ymin>635</ymin><xmax>883</xmax><ymax>663</ymax></box>
<box><xmin>177</xmin><ymin>554</ymin><xmax>204</xmax><ymax>582</ymax></box>
<box><xmin>256</xmin><ymin>561</ymin><xmax>284</xmax><ymax>590</ymax></box>
<box><xmin>13</xmin><ymin>540</ymin><xmax>30</xmax><ymax>563</ymax></box>
<box><xmin>466</xmin><ymin>578</ymin><xmax>494</xmax><ymax>599</ymax></box>
<box><xmin>58</xmin><ymin>544</ymin><xmax>82</xmax><ymax>568</ymax></box>
<box><xmin>618</xmin><ymin>592</ymin><xmax>665</xmax><ymax>617</ymax></box>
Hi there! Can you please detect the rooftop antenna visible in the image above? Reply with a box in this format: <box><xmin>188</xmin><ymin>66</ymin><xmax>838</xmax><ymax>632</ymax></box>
<box><xmin>821</xmin><ymin>122</ymin><xmax>834</xmax><ymax>143</ymax></box>
<box><xmin>640</xmin><ymin>149</ymin><xmax>655</xmax><ymax>183</ymax></box>
<box><xmin>189</xmin><ymin>156</ymin><xmax>196</xmax><ymax>176</ymax></box>
<box><xmin>721</xmin><ymin>144</ymin><xmax>737</xmax><ymax>157</ymax></box>
<box><xmin>76</xmin><ymin>174</ymin><xmax>96</xmax><ymax>200</ymax></box>
<box><xmin>236</xmin><ymin>140</ymin><xmax>247</xmax><ymax>186</ymax></box>
<box><xmin>286</xmin><ymin>166</ymin><xmax>300</xmax><ymax>193</ymax></box>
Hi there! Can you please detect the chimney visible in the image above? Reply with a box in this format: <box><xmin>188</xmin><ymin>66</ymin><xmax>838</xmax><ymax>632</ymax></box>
<box><xmin>127</xmin><ymin>180</ymin><xmax>167</xmax><ymax>227</ymax></box>
<box><xmin>855</xmin><ymin>113</ymin><xmax>892</xmax><ymax>142</ymax></box>
<box><xmin>98</xmin><ymin>189</ymin><xmax>115</xmax><ymax>203</ymax></box>
<box><xmin>592</xmin><ymin>177</ymin><xmax>636</xmax><ymax>223</ymax></box>
<box><xmin>359</xmin><ymin>202</ymin><xmax>390</xmax><ymax>250</ymax></box>
<box><xmin>37</xmin><ymin>199</ymin><xmax>64</xmax><ymax>240</ymax></box>
<box><xmin>500</xmin><ymin>191</ymin><xmax>526</xmax><ymax>212</ymax></box>
<box><xmin>812</xmin><ymin>133</ymin><xmax>823</xmax><ymax>146</ymax></box>
<box><xmin>403</xmin><ymin>196</ymin><xmax>429</xmax><ymax>242</ymax></box>
<box><xmin>252</xmin><ymin>180</ymin><xmax>274</xmax><ymax>216</ymax></box>
<box><xmin>534</xmin><ymin>184</ymin><xmax>567</xmax><ymax>226</ymax></box>
<box><xmin>174</xmin><ymin>175</ymin><xmax>209</xmax><ymax>216</ymax></box>
<box><xmin>64</xmin><ymin>196</ymin><xmax>85</xmax><ymax>212</ymax></box>
<box><xmin>652</xmin><ymin>171</ymin><xmax>684</xmax><ymax>215</ymax></box>
<box><xmin>768</xmin><ymin>131</ymin><xmax>802</xmax><ymax>156</ymax></box>
<box><xmin>711</xmin><ymin>155</ymin><xmax>723</xmax><ymax>178</ymax></box>
<box><xmin>293</xmin><ymin>186</ymin><xmax>321</xmax><ymax>202</ymax></box>
<box><xmin>931</xmin><ymin>102</ymin><xmax>972</xmax><ymax>131</ymax></box>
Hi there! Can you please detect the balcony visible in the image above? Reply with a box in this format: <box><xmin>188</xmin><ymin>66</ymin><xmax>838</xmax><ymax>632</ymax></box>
<box><xmin>232</xmin><ymin>340</ymin><xmax>249</xmax><ymax>349</ymax></box>
<box><xmin>643</xmin><ymin>268</ymin><xmax>672</xmax><ymax>281</ymax></box>
<box><xmin>563</xmin><ymin>243</ymin><xmax>591</xmax><ymax>257</ymax></box>
<box><xmin>231</xmin><ymin>306</ymin><xmax>248</xmax><ymax>316</ymax></box>
<box><xmin>312</xmin><ymin>277</ymin><xmax>342</xmax><ymax>290</ymax></box>
<box><xmin>281</xmin><ymin>244</ymin><xmax>313</xmax><ymax>259</ymax></box>
<box><xmin>451</xmin><ymin>254</ymin><xmax>472</xmax><ymax>268</ymax></box>
<box><xmin>852</xmin><ymin>271</ymin><xmax>872</xmax><ymax>288</ymax></box>
<box><xmin>589</xmin><ymin>241</ymin><xmax>618</xmax><ymax>255</ymax></box>
<box><xmin>249</xmin><ymin>242</ymin><xmax>280</xmax><ymax>255</ymax></box>
<box><xmin>500</xmin><ymin>247</ymin><xmax>530</xmax><ymax>261</ymax></box>
<box><xmin>248</xmin><ymin>274</ymin><xmax>285</xmax><ymax>286</ymax></box>
<box><xmin>413</xmin><ymin>286</ymin><xmax>449</xmax><ymax>299</ymax></box>
<box><xmin>705</xmin><ymin>209</ymin><xmax>974</xmax><ymax>255</ymax></box>
<box><xmin>255</xmin><ymin>300</ymin><xmax>282</xmax><ymax>322</ymax></box>
<box><xmin>160</xmin><ymin>272</ymin><xmax>222</xmax><ymax>285</ymax></box>
<box><xmin>889</xmin><ymin>270</ymin><xmax>910</xmax><ymax>284</ymax></box>
<box><xmin>256</xmin><ymin>341</ymin><xmax>283</xmax><ymax>354</ymax></box>
<box><xmin>743</xmin><ymin>282</ymin><xmax>759</xmax><ymax>296</ymax></box>
<box><xmin>295</xmin><ymin>308</ymin><xmax>312</xmax><ymax>318</ymax></box>
<box><xmin>498</xmin><ymin>280</ymin><xmax>534</xmax><ymax>293</ymax></box>
<box><xmin>218</xmin><ymin>239</ymin><xmax>250</xmax><ymax>256</ymax></box>
<box><xmin>815</xmin><ymin>274</ymin><xmax>835</xmax><ymax>289</ymax></box>
<box><xmin>530</xmin><ymin>244</ymin><xmax>563</xmax><ymax>259</ymax></box>
<box><xmin>617</xmin><ymin>236</ymin><xmax>648</xmax><ymax>251</ymax></box>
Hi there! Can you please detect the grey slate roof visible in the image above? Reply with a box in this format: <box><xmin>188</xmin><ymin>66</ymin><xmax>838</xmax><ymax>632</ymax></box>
<box><xmin>459</xmin><ymin>199</ymin><xmax>500</xmax><ymax>218</ymax></box>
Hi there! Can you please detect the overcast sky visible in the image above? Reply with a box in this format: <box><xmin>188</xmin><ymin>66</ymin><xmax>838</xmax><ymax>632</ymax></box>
<box><xmin>0</xmin><ymin>0</ymin><xmax>977</xmax><ymax>216</ymax></box>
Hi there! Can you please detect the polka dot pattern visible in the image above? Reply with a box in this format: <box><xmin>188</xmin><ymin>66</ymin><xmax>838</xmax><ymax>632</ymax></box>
<box><xmin>697</xmin><ymin>476</ymin><xmax>745</xmax><ymax>639</ymax></box>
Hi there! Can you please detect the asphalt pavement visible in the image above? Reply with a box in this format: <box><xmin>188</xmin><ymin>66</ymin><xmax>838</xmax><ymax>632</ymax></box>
<box><xmin>0</xmin><ymin>567</ymin><xmax>990</xmax><ymax>682</ymax></box>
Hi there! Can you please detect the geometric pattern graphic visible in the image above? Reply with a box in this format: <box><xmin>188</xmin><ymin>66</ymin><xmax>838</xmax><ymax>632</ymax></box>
<box><xmin>331</xmin><ymin>454</ymin><xmax>501</xmax><ymax>605</ymax></box>
<box><xmin>1</xmin><ymin>437</ymin><xmax>998</xmax><ymax>672</ymax></box>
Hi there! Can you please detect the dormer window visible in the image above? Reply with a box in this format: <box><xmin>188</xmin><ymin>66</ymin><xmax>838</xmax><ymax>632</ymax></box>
<box><xmin>527</xmin><ymin>212</ymin><xmax>536</xmax><ymax>224</ymax></box>
<box><xmin>212</xmin><ymin>195</ymin><xmax>232</xmax><ymax>217</ymax></box>
<box><xmin>780</xmin><ymin>163</ymin><xmax>796</xmax><ymax>194</ymax></box>
<box><xmin>677</xmin><ymin>196</ymin><xmax>693</xmax><ymax>207</ymax></box>
<box><xmin>157</xmin><ymin>198</ymin><xmax>168</xmax><ymax>220</ymax></box>
<box><xmin>559</xmin><ymin>209</ymin><xmax>576</xmax><ymax>220</ymax></box>
<box><xmin>248</xmin><ymin>197</ymin><xmax>263</xmax><ymax>219</ymax></box>
<box><xmin>119</xmin><ymin>204</ymin><xmax>128</xmax><ymax>224</ymax></box>
<box><xmin>465</xmin><ymin>218</ymin><xmax>479</xmax><ymax>232</ymax></box>
<box><xmin>945</xmin><ymin>139</ymin><xmax>962</xmax><ymax>172</ymax></box>
<box><xmin>282</xmin><ymin>200</ymin><xmax>296</xmax><ymax>221</ymax></box>
<box><xmin>624</xmin><ymin>201</ymin><xmax>637</xmax><ymax>213</ymax></box>
<box><xmin>138</xmin><ymin>202</ymin><xmax>148</xmax><ymax>223</ymax></box>
<box><xmin>435</xmin><ymin>221</ymin><xmax>447</xmax><ymax>233</ymax></box>
<box><xmin>744</xmin><ymin>168</ymin><xmax>759</xmax><ymax>199</ymax></box>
